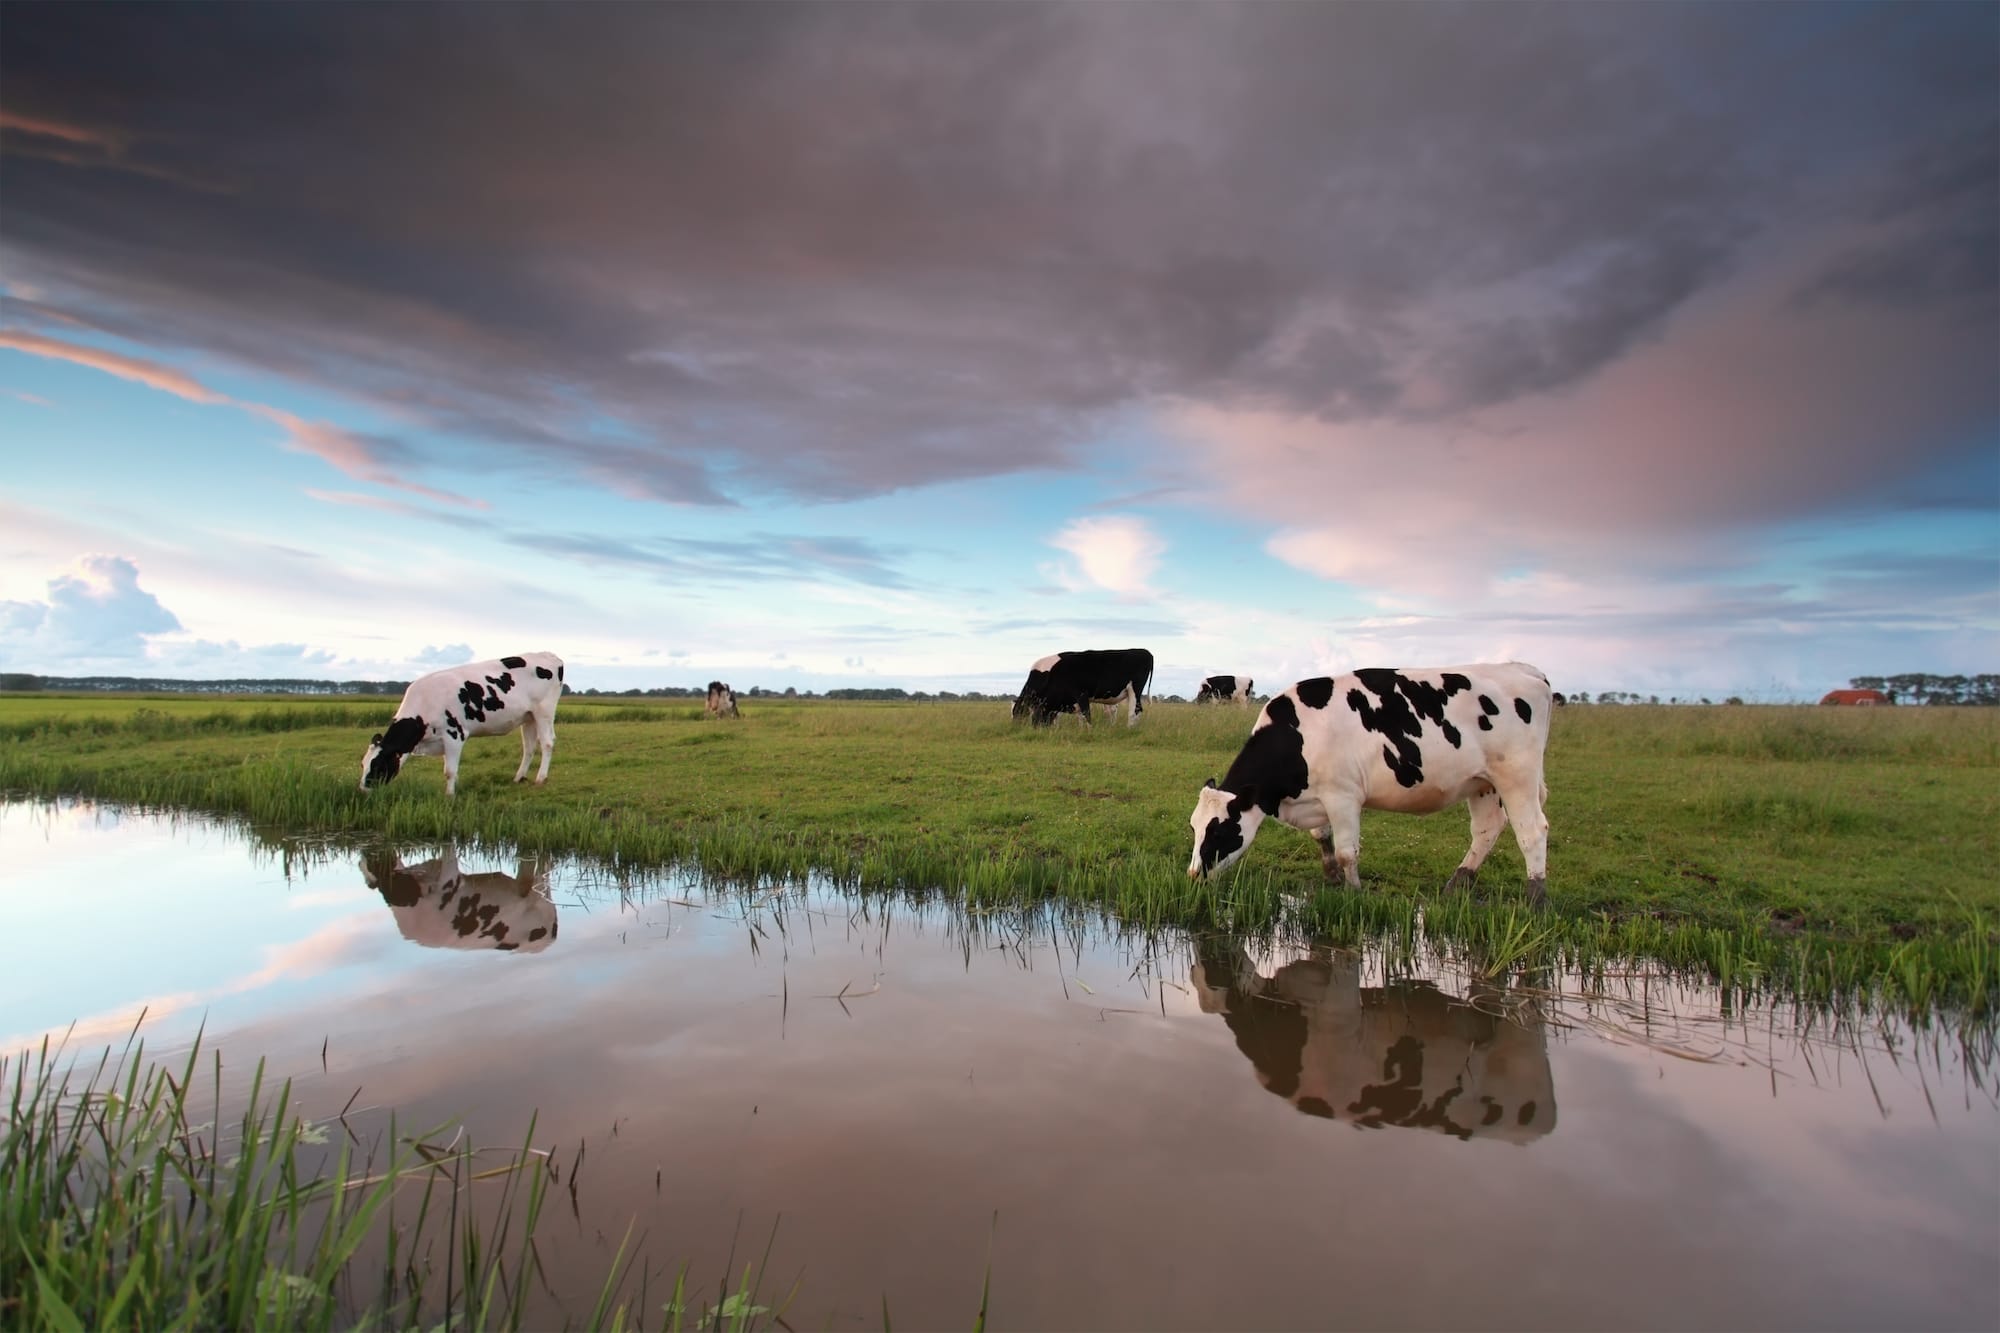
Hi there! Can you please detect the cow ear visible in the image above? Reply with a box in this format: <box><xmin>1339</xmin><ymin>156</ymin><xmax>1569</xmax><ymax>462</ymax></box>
<box><xmin>371</xmin><ymin>733</ymin><xmax>383</xmax><ymax>745</ymax></box>
<box><xmin>1204</xmin><ymin>777</ymin><xmax>1218</xmax><ymax>789</ymax></box>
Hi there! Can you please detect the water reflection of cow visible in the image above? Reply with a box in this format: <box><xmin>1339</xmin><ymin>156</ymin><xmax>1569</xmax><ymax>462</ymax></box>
<box><xmin>360</xmin><ymin>849</ymin><xmax>559</xmax><ymax>953</ymax></box>
<box><xmin>1191</xmin><ymin>941</ymin><xmax>1556</xmax><ymax>1142</ymax></box>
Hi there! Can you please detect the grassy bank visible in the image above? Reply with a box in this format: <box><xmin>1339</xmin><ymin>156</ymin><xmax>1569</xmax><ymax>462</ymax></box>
<box><xmin>2</xmin><ymin>694</ymin><xmax>1995</xmax><ymax>1014</ymax></box>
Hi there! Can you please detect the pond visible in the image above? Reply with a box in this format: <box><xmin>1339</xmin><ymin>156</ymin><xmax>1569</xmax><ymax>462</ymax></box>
<box><xmin>4</xmin><ymin>800</ymin><xmax>1995</xmax><ymax>1330</ymax></box>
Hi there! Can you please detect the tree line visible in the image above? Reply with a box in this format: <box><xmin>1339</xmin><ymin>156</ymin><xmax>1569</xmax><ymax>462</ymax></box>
<box><xmin>1845</xmin><ymin>674</ymin><xmax>2000</xmax><ymax>705</ymax></box>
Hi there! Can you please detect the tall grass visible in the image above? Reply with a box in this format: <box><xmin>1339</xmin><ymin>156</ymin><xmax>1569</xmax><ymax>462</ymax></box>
<box><xmin>0</xmin><ymin>1030</ymin><xmax>795</xmax><ymax>1332</ymax></box>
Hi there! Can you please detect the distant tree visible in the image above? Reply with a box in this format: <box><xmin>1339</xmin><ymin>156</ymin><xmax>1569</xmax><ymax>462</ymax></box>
<box><xmin>1725</xmin><ymin>696</ymin><xmax>1745</xmax><ymax>705</ymax></box>
<box><xmin>0</xmin><ymin>673</ymin><xmax>42</xmax><ymax>691</ymax></box>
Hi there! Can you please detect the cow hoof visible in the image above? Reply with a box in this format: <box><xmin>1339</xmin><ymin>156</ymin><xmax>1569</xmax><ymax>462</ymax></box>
<box><xmin>1526</xmin><ymin>876</ymin><xmax>1547</xmax><ymax>908</ymax></box>
<box><xmin>1445</xmin><ymin>868</ymin><xmax>1477</xmax><ymax>893</ymax></box>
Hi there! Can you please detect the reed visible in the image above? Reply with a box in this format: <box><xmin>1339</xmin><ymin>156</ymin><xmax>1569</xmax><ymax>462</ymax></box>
<box><xmin>0</xmin><ymin>1030</ymin><xmax>804</xmax><ymax>1332</ymax></box>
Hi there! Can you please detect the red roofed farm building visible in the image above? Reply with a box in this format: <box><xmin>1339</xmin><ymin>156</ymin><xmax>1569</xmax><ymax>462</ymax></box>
<box><xmin>1819</xmin><ymin>689</ymin><xmax>1892</xmax><ymax>706</ymax></box>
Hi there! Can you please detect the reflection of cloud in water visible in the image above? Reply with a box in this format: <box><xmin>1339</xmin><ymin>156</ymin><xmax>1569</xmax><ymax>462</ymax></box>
<box><xmin>0</xmin><ymin>912</ymin><xmax>385</xmax><ymax>1053</ymax></box>
<box><xmin>361</xmin><ymin>848</ymin><xmax>558</xmax><ymax>953</ymax></box>
<box><xmin>1192</xmin><ymin>940</ymin><xmax>1556</xmax><ymax>1142</ymax></box>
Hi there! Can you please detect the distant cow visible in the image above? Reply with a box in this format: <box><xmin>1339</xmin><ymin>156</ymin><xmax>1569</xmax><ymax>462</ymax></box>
<box><xmin>705</xmin><ymin>681</ymin><xmax>740</xmax><ymax>718</ymax></box>
<box><xmin>1196</xmin><ymin>674</ymin><xmax>1253</xmax><ymax>704</ymax></box>
<box><xmin>361</xmin><ymin>848</ymin><xmax>558</xmax><ymax>953</ymax></box>
<box><xmin>1191</xmin><ymin>940</ymin><xmax>1556</xmax><ymax>1143</ymax></box>
<box><xmin>1011</xmin><ymin>648</ymin><xmax>1154</xmax><ymax>727</ymax></box>
<box><xmin>1188</xmin><ymin>662</ymin><xmax>1553</xmax><ymax>904</ymax></box>
<box><xmin>361</xmin><ymin>652</ymin><xmax>563</xmax><ymax>796</ymax></box>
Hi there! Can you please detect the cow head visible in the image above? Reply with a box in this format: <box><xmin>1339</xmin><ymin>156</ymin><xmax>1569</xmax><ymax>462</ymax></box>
<box><xmin>360</xmin><ymin>716</ymin><xmax>426</xmax><ymax>790</ymax></box>
<box><xmin>1188</xmin><ymin>777</ymin><xmax>1267</xmax><ymax>879</ymax></box>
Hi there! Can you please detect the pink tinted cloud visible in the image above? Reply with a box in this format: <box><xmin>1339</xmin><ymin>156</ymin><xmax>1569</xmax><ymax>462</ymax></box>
<box><xmin>0</xmin><ymin>107</ymin><xmax>123</xmax><ymax>149</ymax></box>
<box><xmin>0</xmin><ymin>329</ymin><xmax>228</xmax><ymax>404</ymax></box>
<box><xmin>0</xmin><ymin>330</ymin><xmax>483</xmax><ymax>508</ymax></box>
<box><xmin>1165</xmin><ymin>223</ymin><xmax>1993</xmax><ymax>601</ymax></box>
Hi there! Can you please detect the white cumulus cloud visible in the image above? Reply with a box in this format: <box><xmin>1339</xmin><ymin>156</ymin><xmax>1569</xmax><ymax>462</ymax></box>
<box><xmin>1048</xmin><ymin>515</ymin><xmax>1165</xmax><ymax>599</ymax></box>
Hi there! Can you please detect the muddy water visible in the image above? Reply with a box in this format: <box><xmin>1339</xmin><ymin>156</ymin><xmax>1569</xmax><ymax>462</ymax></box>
<box><xmin>4</xmin><ymin>801</ymin><xmax>1996</xmax><ymax>1331</ymax></box>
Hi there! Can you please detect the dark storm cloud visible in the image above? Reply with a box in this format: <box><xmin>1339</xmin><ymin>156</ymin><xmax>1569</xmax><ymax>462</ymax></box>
<box><xmin>2</xmin><ymin>2</ymin><xmax>1993</xmax><ymax>502</ymax></box>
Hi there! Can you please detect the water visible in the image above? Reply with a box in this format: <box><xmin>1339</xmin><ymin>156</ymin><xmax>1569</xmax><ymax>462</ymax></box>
<box><xmin>4</xmin><ymin>801</ymin><xmax>1995</xmax><ymax>1330</ymax></box>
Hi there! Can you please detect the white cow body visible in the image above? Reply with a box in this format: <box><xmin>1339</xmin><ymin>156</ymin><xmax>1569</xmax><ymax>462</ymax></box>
<box><xmin>1189</xmin><ymin>662</ymin><xmax>1552</xmax><ymax>904</ymax></box>
<box><xmin>361</xmin><ymin>652</ymin><xmax>563</xmax><ymax>796</ymax></box>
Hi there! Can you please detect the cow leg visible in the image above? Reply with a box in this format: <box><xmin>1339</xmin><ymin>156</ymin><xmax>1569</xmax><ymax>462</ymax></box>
<box><xmin>1126</xmin><ymin>684</ymin><xmax>1142</xmax><ymax>726</ymax></box>
<box><xmin>534</xmin><ymin>711</ymin><xmax>555</xmax><ymax>784</ymax></box>
<box><xmin>1318</xmin><ymin>806</ymin><xmax>1362</xmax><ymax>889</ymax></box>
<box><xmin>1494</xmin><ymin>774</ymin><xmax>1550</xmax><ymax>906</ymax></box>
<box><xmin>1446</xmin><ymin>787</ymin><xmax>1509</xmax><ymax>892</ymax></box>
<box><xmin>441</xmin><ymin>737</ymin><xmax>465</xmax><ymax>797</ymax></box>
<box><xmin>1078</xmin><ymin>699</ymin><xmax>1093</xmax><ymax>727</ymax></box>
<box><xmin>514</xmin><ymin>725</ymin><xmax>534</xmax><ymax>783</ymax></box>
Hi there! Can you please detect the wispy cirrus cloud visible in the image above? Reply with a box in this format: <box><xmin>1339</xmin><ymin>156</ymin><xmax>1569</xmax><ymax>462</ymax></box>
<box><xmin>0</xmin><ymin>329</ymin><xmax>483</xmax><ymax>507</ymax></box>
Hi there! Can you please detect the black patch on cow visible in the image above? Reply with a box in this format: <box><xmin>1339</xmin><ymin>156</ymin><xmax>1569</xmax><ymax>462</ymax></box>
<box><xmin>528</xmin><ymin>926</ymin><xmax>547</xmax><ymax>941</ymax></box>
<box><xmin>487</xmin><ymin>671</ymin><xmax>515</xmax><ymax>694</ymax></box>
<box><xmin>443</xmin><ymin>712</ymin><xmax>465</xmax><ymax>741</ymax></box>
<box><xmin>1199</xmin><ymin>940</ymin><xmax>1308</xmax><ymax>1098</ymax></box>
<box><xmin>535</xmin><ymin>665</ymin><xmax>554</xmax><ymax>680</ymax></box>
<box><xmin>1347</xmin><ymin>1035</ymin><xmax>1473</xmax><ymax>1140</ymax></box>
<box><xmin>1211</xmin><ymin>698</ymin><xmax>1309</xmax><ymax>828</ymax></box>
<box><xmin>1198</xmin><ymin>809</ymin><xmax>1246</xmax><ymax>872</ymax></box>
<box><xmin>1345</xmin><ymin>669</ymin><xmax>1471</xmax><ymax>788</ymax></box>
<box><xmin>1263</xmin><ymin>693</ymin><xmax>1300</xmax><ymax>732</ymax></box>
<box><xmin>557</xmin><ymin>664</ymin><xmax>564</xmax><ymax>682</ymax></box>
<box><xmin>1514</xmin><ymin>697</ymin><xmax>1533</xmax><ymax>724</ymax></box>
<box><xmin>1478</xmin><ymin>694</ymin><xmax>1499</xmax><ymax>715</ymax></box>
<box><xmin>501</xmin><ymin>655</ymin><xmax>527</xmax><ymax>669</ymax></box>
<box><xmin>1296</xmin><ymin>1096</ymin><xmax>1334</xmax><ymax>1119</ymax></box>
<box><xmin>366</xmin><ymin>715</ymin><xmax>427</xmax><ymax>786</ymax></box>
<box><xmin>1517</xmin><ymin>1100</ymin><xmax>1538</xmax><ymax>1126</ymax></box>
<box><xmin>458</xmin><ymin>678</ymin><xmax>507</xmax><ymax>722</ymax></box>
<box><xmin>1477</xmin><ymin>715</ymin><xmax>1492</xmax><ymax>731</ymax></box>
<box><xmin>1295</xmin><ymin>676</ymin><xmax>1335</xmax><ymax>709</ymax></box>
<box><xmin>1481</xmin><ymin>1100</ymin><xmax>1504</xmax><ymax>1126</ymax></box>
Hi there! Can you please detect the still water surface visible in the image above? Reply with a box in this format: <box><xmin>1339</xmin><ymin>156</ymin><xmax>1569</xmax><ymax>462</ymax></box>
<box><xmin>3</xmin><ymin>801</ymin><xmax>1995</xmax><ymax>1330</ymax></box>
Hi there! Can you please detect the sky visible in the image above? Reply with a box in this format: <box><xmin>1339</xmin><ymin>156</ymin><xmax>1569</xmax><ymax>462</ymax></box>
<box><xmin>1</xmin><ymin>2</ymin><xmax>1994</xmax><ymax>700</ymax></box>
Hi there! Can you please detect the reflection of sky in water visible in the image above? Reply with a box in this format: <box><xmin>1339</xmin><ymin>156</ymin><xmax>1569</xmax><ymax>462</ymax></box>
<box><xmin>3</xmin><ymin>800</ymin><xmax>1995</xmax><ymax>1331</ymax></box>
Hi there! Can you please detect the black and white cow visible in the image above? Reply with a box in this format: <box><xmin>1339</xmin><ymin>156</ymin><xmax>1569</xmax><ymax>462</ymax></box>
<box><xmin>361</xmin><ymin>848</ymin><xmax>558</xmax><ymax>953</ymax></box>
<box><xmin>1188</xmin><ymin>662</ymin><xmax>1552</xmax><ymax>903</ymax></box>
<box><xmin>360</xmin><ymin>652</ymin><xmax>564</xmax><ymax>796</ymax></box>
<box><xmin>705</xmin><ymin>680</ymin><xmax>740</xmax><ymax>718</ymax></box>
<box><xmin>1195</xmin><ymin>674</ymin><xmax>1253</xmax><ymax>704</ymax></box>
<box><xmin>1011</xmin><ymin>648</ymin><xmax>1154</xmax><ymax>727</ymax></box>
<box><xmin>1191</xmin><ymin>940</ymin><xmax>1556</xmax><ymax>1142</ymax></box>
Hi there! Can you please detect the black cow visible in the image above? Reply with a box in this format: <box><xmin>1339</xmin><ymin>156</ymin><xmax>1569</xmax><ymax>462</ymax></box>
<box><xmin>1011</xmin><ymin>648</ymin><xmax>1154</xmax><ymax>727</ymax></box>
<box><xmin>1195</xmin><ymin>674</ymin><xmax>1254</xmax><ymax>704</ymax></box>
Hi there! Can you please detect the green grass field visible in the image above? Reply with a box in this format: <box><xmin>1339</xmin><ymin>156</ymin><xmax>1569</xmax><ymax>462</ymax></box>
<box><xmin>2</xmin><ymin>692</ymin><xmax>1995</xmax><ymax>1015</ymax></box>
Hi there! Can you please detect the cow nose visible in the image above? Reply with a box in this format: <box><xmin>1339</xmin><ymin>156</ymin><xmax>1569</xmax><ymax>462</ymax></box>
<box><xmin>1187</xmin><ymin>865</ymin><xmax>1201</xmax><ymax>881</ymax></box>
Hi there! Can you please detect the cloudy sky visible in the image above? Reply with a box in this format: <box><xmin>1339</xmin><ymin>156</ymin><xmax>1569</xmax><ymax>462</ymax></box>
<box><xmin>2</xmin><ymin>2</ymin><xmax>1994</xmax><ymax>698</ymax></box>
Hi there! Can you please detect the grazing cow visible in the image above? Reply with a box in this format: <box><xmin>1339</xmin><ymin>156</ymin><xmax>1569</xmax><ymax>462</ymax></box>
<box><xmin>1011</xmin><ymin>648</ymin><xmax>1154</xmax><ymax>727</ymax></box>
<box><xmin>1188</xmin><ymin>662</ymin><xmax>1552</xmax><ymax>904</ymax></box>
<box><xmin>360</xmin><ymin>652</ymin><xmax>563</xmax><ymax>796</ymax></box>
<box><xmin>1191</xmin><ymin>940</ymin><xmax>1556</xmax><ymax>1143</ymax></box>
<box><xmin>705</xmin><ymin>681</ymin><xmax>740</xmax><ymax>718</ymax></box>
<box><xmin>1195</xmin><ymin>674</ymin><xmax>1254</xmax><ymax>704</ymax></box>
<box><xmin>361</xmin><ymin>848</ymin><xmax>558</xmax><ymax>953</ymax></box>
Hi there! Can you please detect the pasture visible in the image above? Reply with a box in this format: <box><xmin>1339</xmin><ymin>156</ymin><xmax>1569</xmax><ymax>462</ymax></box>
<box><xmin>1</xmin><ymin>692</ymin><xmax>1995</xmax><ymax>1013</ymax></box>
